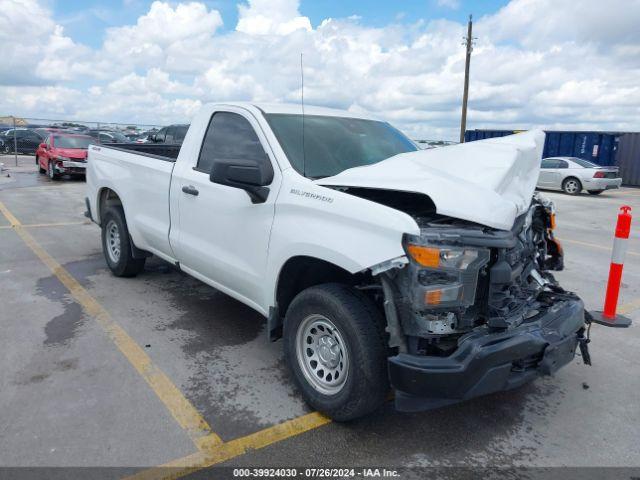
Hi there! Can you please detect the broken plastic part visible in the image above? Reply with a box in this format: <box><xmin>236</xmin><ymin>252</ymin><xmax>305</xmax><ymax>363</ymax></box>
<box><xmin>380</xmin><ymin>273</ymin><xmax>407</xmax><ymax>353</ymax></box>
<box><xmin>369</xmin><ymin>256</ymin><xmax>408</xmax><ymax>276</ymax></box>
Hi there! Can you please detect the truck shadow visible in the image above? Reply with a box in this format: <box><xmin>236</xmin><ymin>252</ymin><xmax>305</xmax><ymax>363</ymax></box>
<box><xmin>53</xmin><ymin>254</ymin><xmax>561</xmax><ymax>461</ymax></box>
<box><xmin>136</xmin><ymin>257</ymin><xmax>559</xmax><ymax>460</ymax></box>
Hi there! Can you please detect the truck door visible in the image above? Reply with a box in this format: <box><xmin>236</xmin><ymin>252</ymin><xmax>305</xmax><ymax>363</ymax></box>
<box><xmin>170</xmin><ymin>109</ymin><xmax>280</xmax><ymax>314</ymax></box>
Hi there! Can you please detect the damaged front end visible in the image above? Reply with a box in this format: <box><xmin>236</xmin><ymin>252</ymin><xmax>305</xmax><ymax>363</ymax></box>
<box><xmin>378</xmin><ymin>195</ymin><xmax>588</xmax><ymax>411</ymax></box>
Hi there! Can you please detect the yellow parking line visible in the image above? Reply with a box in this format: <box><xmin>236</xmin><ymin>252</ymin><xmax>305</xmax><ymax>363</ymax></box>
<box><xmin>0</xmin><ymin>201</ymin><xmax>222</xmax><ymax>449</ymax></box>
<box><xmin>0</xmin><ymin>221</ymin><xmax>89</xmax><ymax>229</ymax></box>
<box><xmin>558</xmin><ymin>237</ymin><xmax>640</xmax><ymax>257</ymax></box>
<box><xmin>124</xmin><ymin>412</ymin><xmax>331</xmax><ymax>480</ymax></box>
<box><xmin>23</xmin><ymin>221</ymin><xmax>90</xmax><ymax>228</ymax></box>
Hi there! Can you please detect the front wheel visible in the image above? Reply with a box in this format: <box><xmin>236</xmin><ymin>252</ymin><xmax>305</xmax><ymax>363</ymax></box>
<box><xmin>284</xmin><ymin>283</ymin><xmax>388</xmax><ymax>421</ymax></box>
<box><xmin>47</xmin><ymin>161</ymin><xmax>59</xmax><ymax>180</ymax></box>
<box><xmin>588</xmin><ymin>190</ymin><xmax>603</xmax><ymax>195</ymax></box>
<box><xmin>101</xmin><ymin>207</ymin><xmax>146</xmax><ymax>277</ymax></box>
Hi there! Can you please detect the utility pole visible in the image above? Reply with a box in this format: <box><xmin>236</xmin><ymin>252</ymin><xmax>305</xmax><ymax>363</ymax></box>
<box><xmin>12</xmin><ymin>116</ymin><xmax>17</xmax><ymax>166</ymax></box>
<box><xmin>459</xmin><ymin>14</ymin><xmax>474</xmax><ymax>143</ymax></box>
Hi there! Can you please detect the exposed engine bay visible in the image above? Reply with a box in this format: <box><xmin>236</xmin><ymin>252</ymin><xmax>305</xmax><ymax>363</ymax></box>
<box><xmin>381</xmin><ymin>193</ymin><xmax>569</xmax><ymax>357</ymax></box>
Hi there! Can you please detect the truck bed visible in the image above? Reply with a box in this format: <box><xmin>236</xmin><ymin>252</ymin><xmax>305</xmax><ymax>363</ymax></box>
<box><xmin>87</xmin><ymin>141</ymin><xmax>177</xmax><ymax>257</ymax></box>
<box><xmin>106</xmin><ymin>143</ymin><xmax>181</xmax><ymax>161</ymax></box>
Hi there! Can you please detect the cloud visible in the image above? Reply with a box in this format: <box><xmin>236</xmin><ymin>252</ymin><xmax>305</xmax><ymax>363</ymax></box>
<box><xmin>436</xmin><ymin>0</ymin><xmax>460</xmax><ymax>9</ymax></box>
<box><xmin>0</xmin><ymin>0</ymin><xmax>639</xmax><ymax>139</ymax></box>
<box><xmin>102</xmin><ymin>1</ymin><xmax>223</xmax><ymax>71</ymax></box>
<box><xmin>236</xmin><ymin>0</ymin><xmax>312</xmax><ymax>35</ymax></box>
<box><xmin>479</xmin><ymin>0</ymin><xmax>640</xmax><ymax>49</ymax></box>
<box><xmin>0</xmin><ymin>0</ymin><xmax>88</xmax><ymax>85</ymax></box>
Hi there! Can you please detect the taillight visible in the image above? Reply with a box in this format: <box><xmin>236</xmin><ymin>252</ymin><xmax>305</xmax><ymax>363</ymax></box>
<box><xmin>593</xmin><ymin>171</ymin><xmax>605</xmax><ymax>178</ymax></box>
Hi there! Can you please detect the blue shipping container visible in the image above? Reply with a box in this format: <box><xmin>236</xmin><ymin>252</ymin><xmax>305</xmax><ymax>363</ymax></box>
<box><xmin>464</xmin><ymin>129</ymin><xmax>623</xmax><ymax>167</ymax></box>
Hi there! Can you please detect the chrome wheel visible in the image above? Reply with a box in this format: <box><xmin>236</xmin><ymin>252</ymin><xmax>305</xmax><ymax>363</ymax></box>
<box><xmin>296</xmin><ymin>314</ymin><xmax>349</xmax><ymax>395</ymax></box>
<box><xmin>564</xmin><ymin>179</ymin><xmax>580</xmax><ymax>194</ymax></box>
<box><xmin>106</xmin><ymin>220</ymin><xmax>121</xmax><ymax>263</ymax></box>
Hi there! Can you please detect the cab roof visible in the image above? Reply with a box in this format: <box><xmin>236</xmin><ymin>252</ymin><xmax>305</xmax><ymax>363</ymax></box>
<box><xmin>210</xmin><ymin>102</ymin><xmax>380</xmax><ymax>121</ymax></box>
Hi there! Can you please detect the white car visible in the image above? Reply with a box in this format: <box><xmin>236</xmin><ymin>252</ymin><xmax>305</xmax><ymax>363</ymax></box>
<box><xmin>537</xmin><ymin>156</ymin><xmax>622</xmax><ymax>195</ymax></box>
<box><xmin>85</xmin><ymin>104</ymin><xmax>589</xmax><ymax>420</ymax></box>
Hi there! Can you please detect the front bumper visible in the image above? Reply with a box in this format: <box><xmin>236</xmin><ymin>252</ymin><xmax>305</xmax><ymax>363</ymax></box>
<box><xmin>389</xmin><ymin>298</ymin><xmax>585</xmax><ymax>412</ymax></box>
<box><xmin>54</xmin><ymin>160</ymin><xmax>86</xmax><ymax>176</ymax></box>
<box><xmin>62</xmin><ymin>160</ymin><xmax>87</xmax><ymax>169</ymax></box>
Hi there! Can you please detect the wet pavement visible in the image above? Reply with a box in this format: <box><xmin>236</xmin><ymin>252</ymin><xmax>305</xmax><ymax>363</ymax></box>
<box><xmin>0</xmin><ymin>154</ymin><xmax>639</xmax><ymax>475</ymax></box>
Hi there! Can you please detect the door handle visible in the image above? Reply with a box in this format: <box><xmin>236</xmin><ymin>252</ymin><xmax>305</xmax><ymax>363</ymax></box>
<box><xmin>182</xmin><ymin>185</ymin><xmax>199</xmax><ymax>196</ymax></box>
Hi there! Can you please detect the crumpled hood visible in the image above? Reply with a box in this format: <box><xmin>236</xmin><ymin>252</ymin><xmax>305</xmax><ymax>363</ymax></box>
<box><xmin>55</xmin><ymin>147</ymin><xmax>88</xmax><ymax>159</ymax></box>
<box><xmin>316</xmin><ymin>130</ymin><xmax>545</xmax><ymax>231</ymax></box>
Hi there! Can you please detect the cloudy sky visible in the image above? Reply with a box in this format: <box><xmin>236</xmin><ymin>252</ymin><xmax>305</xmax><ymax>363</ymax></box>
<box><xmin>1</xmin><ymin>0</ymin><xmax>639</xmax><ymax>139</ymax></box>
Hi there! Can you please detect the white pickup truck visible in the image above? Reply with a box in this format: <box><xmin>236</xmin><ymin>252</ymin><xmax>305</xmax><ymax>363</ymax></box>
<box><xmin>86</xmin><ymin>102</ymin><xmax>589</xmax><ymax>420</ymax></box>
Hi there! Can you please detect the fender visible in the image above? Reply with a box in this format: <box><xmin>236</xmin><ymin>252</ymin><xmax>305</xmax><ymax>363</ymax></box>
<box><xmin>264</xmin><ymin>171</ymin><xmax>421</xmax><ymax>311</ymax></box>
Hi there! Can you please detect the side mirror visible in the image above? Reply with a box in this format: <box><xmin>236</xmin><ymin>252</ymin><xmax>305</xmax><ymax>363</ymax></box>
<box><xmin>210</xmin><ymin>158</ymin><xmax>273</xmax><ymax>204</ymax></box>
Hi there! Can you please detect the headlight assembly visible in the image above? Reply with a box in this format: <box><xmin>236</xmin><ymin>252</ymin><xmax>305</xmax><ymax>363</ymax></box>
<box><xmin>405</xmin><ymin>237</ymin><xmax>490</xmax><ymax>308</ymax></box>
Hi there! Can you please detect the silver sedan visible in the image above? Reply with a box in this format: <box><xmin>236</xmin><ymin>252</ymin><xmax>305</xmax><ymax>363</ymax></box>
<box><xmin>537</xmin><ymin>156</ymin><xmax>622</xmax><ymax>195</ymax></box>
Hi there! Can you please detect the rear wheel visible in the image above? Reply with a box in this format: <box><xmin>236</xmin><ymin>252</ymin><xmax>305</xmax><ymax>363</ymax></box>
<box><xmin>284</xmin><ymin>283</ymin><xmax>388</xmax><ymax>421</ymax></box>
<box><xmin>588</xmin><ymin>190</ymin><xmax>603</xmax><ymax>195</ymax></box>
<box><xmin>562</xmin><ymin>177</ymin><xmax>582</xmax><ymax>195</ymax></box>
<box><xmin>101</xmin><ymin>206</ymin><xmax>146</xmax><ymax>277</ymax></box>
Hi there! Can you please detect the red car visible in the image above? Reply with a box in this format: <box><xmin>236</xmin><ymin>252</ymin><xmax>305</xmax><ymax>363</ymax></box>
<box><xmin>36</xmin><ymin>133</ymin><xmax>94</xmax><ymax>179</ymax></box>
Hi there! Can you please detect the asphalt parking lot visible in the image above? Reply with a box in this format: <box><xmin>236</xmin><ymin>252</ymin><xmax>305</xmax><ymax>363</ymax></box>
<box><xmin>1</xmin><ymin>154</ymin><xmax>639</xmax><ymax>478</ymax></box>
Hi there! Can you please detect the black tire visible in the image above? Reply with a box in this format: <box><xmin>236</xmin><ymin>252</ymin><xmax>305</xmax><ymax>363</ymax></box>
<box><xmin>588</xmin><ymin>190</ymin><xmax>603</xmax><ymax>195</ymax></box>
<box><xmin>37</xmin><ymin>157</ymin><xmax>46</xmax><ymax>174</ymax></box>
<box><xmin>562</xmin><ymin>177</ymin><xmax>582</xmax><ymax>195</ymax></box>
<box><xmin>47</xmin><ymin>161</ymin><xmax>59</xmax><ymax>180</ymax></box>
<box><xmin>284</xmin><ymin>283</ymin><xmax>388</xmax><ymax>421</ymax></box>
<box><xmin>101</xmin><ymin>206</ymin><xmax>146</xmax><ymax>277</ymax></box>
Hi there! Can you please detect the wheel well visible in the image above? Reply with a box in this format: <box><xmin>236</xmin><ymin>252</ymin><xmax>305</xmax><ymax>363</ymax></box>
<box><xmin>98</xmin><ymin>188</ymin><xmax>123</xmax><ymax>225</ymax></box>
<box><xmin>276</xmin><ymin>257</ymin><xmax>358</xmax><ymax>318</ymax></box>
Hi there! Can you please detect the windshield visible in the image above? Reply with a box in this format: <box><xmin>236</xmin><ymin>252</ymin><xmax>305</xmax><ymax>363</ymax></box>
<box><xmin>175</xmin><ymin>126</ymin><xmax>188</xmax><ymax>141</ymax></box>
<box><xmin>54</xmin><ymin>136</ymin><xmax>93</xmax><ymax>149</ymax></box>
<box><xmin>265</xmin><ymin>114</ymin><xmax>417</xmax><ymax>178</ymax></box>
<box><xmin>570</xmin><ymin>157</ymin><xmax>599</xmax><ymax>168</ymax></box>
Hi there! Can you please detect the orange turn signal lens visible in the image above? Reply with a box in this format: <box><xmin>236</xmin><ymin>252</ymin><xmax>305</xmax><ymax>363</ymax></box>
<box><xmin>425</xmin><ymin>289</ymin><xmax>442</xmax><ymax>305</ymax></box>
<box><xmin>407</xmin><ymin>245</ymin><xmax>440</xmax><ymax>267</ymax></box>
<box><xmin>550</xmin><ymin>213</ymin><xmax>556</xmax><ymax>230</ymax></box>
